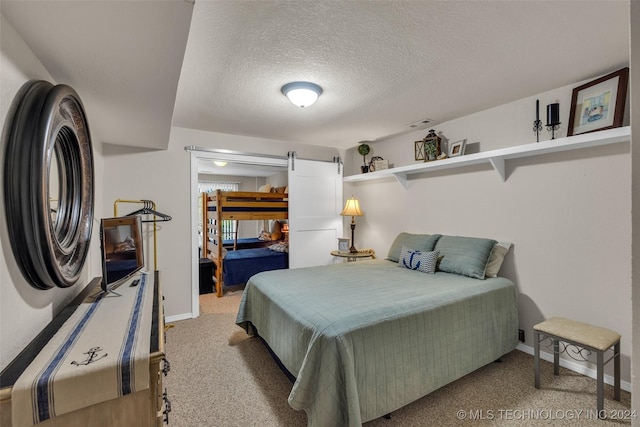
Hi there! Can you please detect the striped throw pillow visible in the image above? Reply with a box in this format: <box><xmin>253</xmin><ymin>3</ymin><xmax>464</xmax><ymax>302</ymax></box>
<box><xmin>399</xmin><ymin>246</ymin><xmax>439</xmax><ymax>274</ymax></box>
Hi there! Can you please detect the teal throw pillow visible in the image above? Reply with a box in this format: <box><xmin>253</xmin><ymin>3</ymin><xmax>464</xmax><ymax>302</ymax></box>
<box><xmin>387</xmin><ymin>233</ymin><xmax>442</xmax><ymax>262</ymax></box>
<box><xmin>434</xmin><ymin>235</ymin><xmax>497</xmax><ymax>279</ymax></box>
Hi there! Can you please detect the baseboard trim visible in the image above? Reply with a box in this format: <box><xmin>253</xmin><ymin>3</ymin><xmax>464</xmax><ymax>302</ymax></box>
<box><xmin>516</xmin><ymin>343</ymin><xmax>631</xmax><ymax>392</ymax></box>
<box><xmin>166</xmin><ymin>312</ymin><xmax>193</xmax><ymax>323</ymax></box>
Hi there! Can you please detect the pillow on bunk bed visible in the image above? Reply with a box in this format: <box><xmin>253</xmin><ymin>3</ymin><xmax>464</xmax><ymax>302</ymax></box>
<box><xmin>257</xmin><ymin>221</ymin><xmax>284</xmax><ymax>241</ymax></box>
<box><xmin>258</xmin><ymin>184</ymin><xmax>271</xmax><ymax>192</ymax></box>
<box><xmin>268</xmin><ymin>242</ymin><xmax>288</xmax><ymax>253</ymax></box>
<box><xmin>270</xmin><ymin>220</ymin><xmax>283</xmax><ymax>240</ymax></box>
<box><xmin>258</xmin><ymin>230</ymin><xmax>272</xmax><ymax>241</ymax></box>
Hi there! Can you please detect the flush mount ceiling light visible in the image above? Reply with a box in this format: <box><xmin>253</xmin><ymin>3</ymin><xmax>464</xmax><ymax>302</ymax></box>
<box><xmin>281</xmin><ymin>81</ymin><xmax>323</xmax><ymax>108</ymax></box>
<box><xmin>213</xmin><ymin>160</ymin><xmax>227</xmax><ymax>167</ymax></box>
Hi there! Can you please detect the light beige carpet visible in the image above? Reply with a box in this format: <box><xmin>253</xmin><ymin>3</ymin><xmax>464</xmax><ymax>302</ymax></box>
<box><xmin>164</xmin><ymin>291</ymin><xmax>632</xmax><ymax>426</ymax></box>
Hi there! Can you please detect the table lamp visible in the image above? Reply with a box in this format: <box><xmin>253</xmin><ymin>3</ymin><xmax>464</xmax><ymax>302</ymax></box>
<box><xmin>340</xmin><ymin>196</ymin><xmax>363</xmax><ymax>253</ymax></box>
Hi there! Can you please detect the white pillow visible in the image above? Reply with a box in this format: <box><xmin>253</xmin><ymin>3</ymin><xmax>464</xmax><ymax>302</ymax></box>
<box><xmin>258</xmin><ymin>184</ymin><xmax>271</xmax><ymax>192</ymax></box>
<box><xmin>485</xmin><ymin>241</ymin><xmax>512</xmax><ymax>278</ymax></box>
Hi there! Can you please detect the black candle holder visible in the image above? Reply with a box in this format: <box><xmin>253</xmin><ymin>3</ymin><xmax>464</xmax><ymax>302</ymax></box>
<box><xmin>533</xmin><ymin>119</ymin><xmax>542</xmax><ymax>142</ymax></box>
<box><xmin>546</xmin><ymin>102</ymin><xmax>560</xmax><ymax>140</ymax></box>
<box><xmin>546</xmin><ymin>122</ymin><xmax>561</xmax><ymax>140</ymax></box>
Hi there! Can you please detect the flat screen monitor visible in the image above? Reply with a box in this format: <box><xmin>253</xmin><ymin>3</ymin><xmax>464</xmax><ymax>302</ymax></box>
<box><xmin>100</xmin><ymin>215</ymin><xmax>144</xmax><ymax>292</ymax></box>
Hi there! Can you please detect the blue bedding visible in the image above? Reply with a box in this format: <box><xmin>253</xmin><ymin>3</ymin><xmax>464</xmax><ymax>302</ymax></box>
<box><xmin>223</xmin><ymin>247</ymin><xmax>288</xmax><ymax>286</ymax></box>
<box><xmin>222</xmin><ymin>237</ymin><xmax>271</xmax><ymax>249</ymax></box>
<box><xmin>223</xmin><ymin>237</ymin><xmax>261</xmax><ymax>246</ymax></box>
<box><xmin>105</xmin><ymin>259</ymin><xmax>138</xmax><ymax>283</ymax></box>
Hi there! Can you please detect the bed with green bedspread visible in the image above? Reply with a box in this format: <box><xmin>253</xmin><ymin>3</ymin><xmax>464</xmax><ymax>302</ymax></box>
<box><xmin>236</xmin><ymin>258</ymin><xmax>518</xmax><ymax>426</ymax></box>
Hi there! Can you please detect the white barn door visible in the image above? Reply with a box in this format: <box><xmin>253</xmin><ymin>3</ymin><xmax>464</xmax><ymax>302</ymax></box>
<box><xmin>287</xmin><ymin>155</ymin><xmax>343</xmax><ymax>269</ymax></box>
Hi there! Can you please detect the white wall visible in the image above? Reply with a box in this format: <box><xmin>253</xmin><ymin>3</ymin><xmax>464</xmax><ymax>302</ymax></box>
<box><xmin>266</xmin><ymin>170</ymin><xmax>288</xmax><ymax>188</ymax></box>
<box><xmin>0</xmin><ymin>15</ymin><xmax>104</xmax><ymax>370</ymax></box>
<box><xmin>344</xmin><ymin>77</ymin><xmax>632</xmax><ymax>383</ymax></box>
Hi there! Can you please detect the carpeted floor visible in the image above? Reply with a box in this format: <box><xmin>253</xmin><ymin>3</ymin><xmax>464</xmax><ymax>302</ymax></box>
<box><xmin>164</xmin><ymin>291</ymin><xmax>632</xmax><ymax>426</ymax></box>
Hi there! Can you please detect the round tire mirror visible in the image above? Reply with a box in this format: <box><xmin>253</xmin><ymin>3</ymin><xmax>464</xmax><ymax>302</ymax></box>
<box><xmin>4</xmin><ymin>81</ymin><xmax>94</xmax><ymax>289</ymax></box>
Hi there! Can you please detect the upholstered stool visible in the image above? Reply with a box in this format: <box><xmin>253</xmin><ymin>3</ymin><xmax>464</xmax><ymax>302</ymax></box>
<box><xmin>534</xmin><ymin>317</ymin><xmax>620</xmax><ymax>418</ymax></box>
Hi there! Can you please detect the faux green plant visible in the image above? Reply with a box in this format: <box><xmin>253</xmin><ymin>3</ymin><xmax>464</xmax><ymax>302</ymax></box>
<box><xmin>425</xmin><ymin>141</ymin><xmax>437</xmax><ymax>158</ymax></box>
<box><xmin>357</xmin><ymin>143</ymin><xmax>370</xmax><ymax>166</ymax></box>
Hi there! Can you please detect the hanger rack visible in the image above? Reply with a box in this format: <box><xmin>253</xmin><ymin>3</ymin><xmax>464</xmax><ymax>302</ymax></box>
<box><xmin>114</xmin><ymin>199</ymin><xmax>172</xmax><ymax>271</ymax></box>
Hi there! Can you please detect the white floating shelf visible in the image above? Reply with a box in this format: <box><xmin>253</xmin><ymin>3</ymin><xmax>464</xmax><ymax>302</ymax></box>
<box><xmin>343</xmin><ymin>126</ymin><xmax>631</xmax><ymax>189</ymax></box>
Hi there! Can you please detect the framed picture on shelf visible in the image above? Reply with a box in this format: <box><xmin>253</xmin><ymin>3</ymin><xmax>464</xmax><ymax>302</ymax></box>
<box><xmin>338</xmin><ymin>238</ymin><xmax>350</xmax><ymax>253</ymax></box>
<box><xmin>369</xmin><ymin>157</ymin><xmax>388</xmax><ymax>172</ymax></box>
<box><xmin>414</xmin><ymin>140</ymin><xmax>425</xmax><ymax>161</ymax></box>
<box><xmin>449</xmin><ymin>139</ymin><xmax>467</xmax><ymax>157</ymax></box>
<box><xmin>567</xmin><ymin>67</ymin><xmax>628</xmax><ymax>136</ymax></box>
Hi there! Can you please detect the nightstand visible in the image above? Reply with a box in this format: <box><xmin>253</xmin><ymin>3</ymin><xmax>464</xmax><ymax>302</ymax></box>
<box><xmin>330</xmin><ymin>249</ymin><xmax>375</xmax><ymax>262</ymax></box>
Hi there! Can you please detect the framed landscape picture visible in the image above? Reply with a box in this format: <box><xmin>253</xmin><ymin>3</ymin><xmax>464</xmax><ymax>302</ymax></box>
<box><xmin>567</xmin><ymin>67</ymin><xmax>628</xmax><ymax>136</ymax></box>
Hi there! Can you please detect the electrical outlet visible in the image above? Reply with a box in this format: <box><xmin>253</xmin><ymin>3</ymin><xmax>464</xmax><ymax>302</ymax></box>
<box><xmin>518</xmin><ymin>329</ymin><xmax>525</xmax><ymax>342</ymax></box>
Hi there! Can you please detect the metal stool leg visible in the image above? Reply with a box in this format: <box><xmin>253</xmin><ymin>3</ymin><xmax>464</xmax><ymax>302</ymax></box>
<box><xmin>597</xmin><ymin>350</ymin><xmax>604</xmax><ymax>419</ymax></box>
<box><xmin>553</xmin><ymin>339</ymin><xmax>559</xmax><ymax>375</ymax></box>
<box><xmin>534</xmin><ymin>330</ymin><xmax>540</xmax><ymax>388</ymax></box>
<box><xmin>614</xmin><ymin>341</ymin><xmax>621</xmax><ymax>401</ymax></box>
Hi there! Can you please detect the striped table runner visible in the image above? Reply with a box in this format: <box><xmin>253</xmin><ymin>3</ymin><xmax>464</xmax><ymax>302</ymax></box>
<box><xmin>11</xmin><ymin>273</ymin><xmax>154</xmax><ymax>426</ymax></box>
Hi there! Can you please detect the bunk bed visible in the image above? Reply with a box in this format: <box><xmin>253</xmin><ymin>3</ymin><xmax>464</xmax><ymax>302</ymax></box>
<box><xmin>202</xmin><ymin>190</ymin><xmax>289</xmax><ymax>297</ymax></box>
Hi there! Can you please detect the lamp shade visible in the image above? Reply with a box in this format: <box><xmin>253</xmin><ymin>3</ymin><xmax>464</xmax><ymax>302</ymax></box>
<box><xmin>340</xmin><ymin>197</ymin><xmax>363</xmax><ymax>217</ymax></box>
<box><xmin>281</xmin><ymin>81</ymin><xmax>322</xmax><ymax>107</ymax></box>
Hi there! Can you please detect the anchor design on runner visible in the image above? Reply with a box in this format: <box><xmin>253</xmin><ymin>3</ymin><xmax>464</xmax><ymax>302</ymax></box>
<box><xmin>71</xmin><ymin>346</ymin><xmax>108</xmax><ymax>366</ymax></box>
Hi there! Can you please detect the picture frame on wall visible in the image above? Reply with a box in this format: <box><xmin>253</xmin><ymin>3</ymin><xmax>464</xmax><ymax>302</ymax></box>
<box><xmin>448</xmin><ymin>139</ymin><xmax>467</xmax><ymax>157</ymax></box>
<box><xmin>414</xmin><ymin>140</ymin><xmax>425</xmax><ymax>161</ymax></box>
<box><xmin>567</xmin><ymin>67</ymin><xmax>628</xmax><ymax>136</ymax></box>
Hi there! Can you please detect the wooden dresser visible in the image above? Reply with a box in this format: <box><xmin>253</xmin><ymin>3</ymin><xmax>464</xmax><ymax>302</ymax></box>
<box><xmin>0</xmin><ymin>272</ymin><xmax>169</xmax><ymax>426</ymax></box>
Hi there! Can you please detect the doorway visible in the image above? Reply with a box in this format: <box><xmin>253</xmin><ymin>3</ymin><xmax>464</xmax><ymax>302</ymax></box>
<box><xmin>189</xmin><ymin>150</ymin><xmax>343</xmax><ymax>318</ymax></box>
<box><xmin>189</xmin><ymin>150</ymin><xmax>288</xmax><ymax>317</ymax></box>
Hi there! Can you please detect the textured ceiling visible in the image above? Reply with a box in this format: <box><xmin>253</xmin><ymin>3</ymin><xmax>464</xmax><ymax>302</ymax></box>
<box><xmin>1</xmin><ymin>0</ymin><xmax>193</xmax><ymax>150</ymax></box>
<box><xmin>1</xmin><ymin>1</ymin><xmax>630</xmax><ymax>151</ymax></box>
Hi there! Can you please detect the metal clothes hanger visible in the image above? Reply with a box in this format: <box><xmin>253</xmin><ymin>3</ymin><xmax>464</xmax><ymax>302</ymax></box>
<box><xmin>124</xmin><ymin>200</ymin><xmax>172</xmax><ymax>222</ymax></box>
<box><xmin>113</xmin><ymin>199</ymin><xmax>172</xmax><ymax>271</ymax></box>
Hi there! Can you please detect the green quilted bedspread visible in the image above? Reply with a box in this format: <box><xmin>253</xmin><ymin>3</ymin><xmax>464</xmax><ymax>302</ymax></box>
<box><xmin>236</xmin><ymin>259</ymin><xmax>518</xmax><ymax>426</ymax></box>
